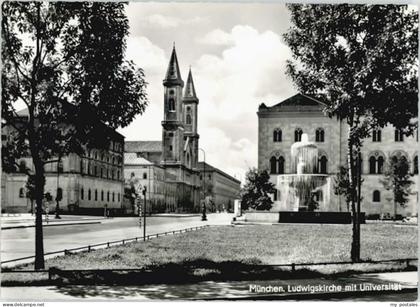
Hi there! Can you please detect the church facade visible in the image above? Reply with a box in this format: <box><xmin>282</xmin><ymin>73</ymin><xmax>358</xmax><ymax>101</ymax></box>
<box><xmin>125</xmin><ymin>46</ymin><xmax>201</xmax><ymax>212</ymax></box>
<box><xmin>258</xmin><ymin>93</ymin><xmax>418</xmax><ymax>218</ymax></box>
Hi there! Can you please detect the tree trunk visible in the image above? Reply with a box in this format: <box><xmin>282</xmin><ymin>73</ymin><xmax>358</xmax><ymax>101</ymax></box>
<box><xmin>33</xmin><ymin>159</ymin><xmax>45</xmax><ymax>270</ymax></box>
<box><xmin>347</xmin><ymin>127</ymin><xmax>360</xmax><ymax>262</ymax></box>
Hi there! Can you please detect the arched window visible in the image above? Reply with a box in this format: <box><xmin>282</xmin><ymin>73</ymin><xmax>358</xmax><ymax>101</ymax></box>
<box><xmin>186</xmin><ymin>114</ymin><xmax>192</xmax><ymax>125</ymax></box>
<box><xmin>107</xmin><ymin>191</ymin><xmax>110</xmax><ymax>202</ymax></box>
<box><xmin>373</xmin><ymin>190</ymin><xmax>380</xmax><ymax>202</ymax></box>
<box><xmin>186</xmin><ymin>153</ymin><xmax>191</xmax><ymax>168</ymax></box>
<box><xmin>372</xmin><ymin>129</ymin><xmax>382</xmax><ymax>142</ymax></box>
<box><xmin>414</xmin><ymin>156</ymin><xmax>418</xmax><ymax>175</ymax></box>
<box><xmin>395</xmin><ymin>129</ymin><xmax>404</xmax><ymax>142</ymax></box>
<box><xmin>319</xmin><ymin>156</ymin><xmax>328</xmax><ymax>174</ymax></box>
<box><xmin>19</xmin><ymin>160</ymin><xmax>26</xmax><ymax>173</ymax></box>
<box><xmin>81</xmin><ymin>188</ymin><xmax>84</xmax><ymax>200</ymax></box>
<box><xmin>270</xmin><ymin>156</ymin><xmax>277</xmax><ymax>174</ymax></box>
<box><xmin>168</xmin><ymin>98</ymin><xmax>175</xmax><ymax>111</ymax></box>
<box><xmin>273</xmin><ymin>189</ymin><xmax>278</xmax><ymax>201</ymax></box>
<box><xmin>112</xmin><ymin>192</ymin><xmax>115</xmax><ymax>202</ymax></box>
<box><xmin>88</xmin><ymin>189</ymin><xmax>91</xmax><ymax>201</ymax></box>
<box><xmin>101</xmin><ymin>190</ymin><xmax>104</xmax><ymax>201</ymax></box>
<box><xmin>19</xmin><ymin>187</ymin><xmax>25</xmax><ymax>198</ymax></box>
<box><xmin>278</xmin><ymin>156</ymin><xmax>285</xmax><ymax>174</ymax></box>
<box><xmin>273</xmin><ymin>129</ymin><xmax>282</xmax><ymax>142</ymax></box>
<box><xmin>143</xmin><ymin>172</ymin><xmax>147</xmax><ymax>179</ymax></box>
<box><xmin>369</xmin><ymin>156</ymin><xmax>376</xmax><ymax>174</ymax></box>
<box><xmin>80</xmin><ymin>159</ymin><xmax>83</xmax><ymax>174</ymax></box>
<box><xmin>295</xmin><ymin>128</ymin><xmax>303</xmax><ymax>142</ymax></box>
<box><xmin>315</xmin><ymin>128</ymin><xmax>325</xmax><ymax>142</ymax></box>
<box><xmin>377</xmin><ymin>156</ymin><xmax>384</xmax><ymax>174</ymax></box>
<box><xmin>95</xmin><ymin>189</ymin><xmax>98</xmax><ymax>201</ymax></box>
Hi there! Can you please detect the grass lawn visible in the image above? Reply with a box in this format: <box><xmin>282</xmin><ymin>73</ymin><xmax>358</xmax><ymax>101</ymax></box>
<box><xmin>14</xmin><ymin>223</ymin><xmax>417</xmax><ymax>268</ymax></box>
<box><xmin>3</xmin><ymin>223</ymin><xmax>417</xmax><ymax>285</ymax></box>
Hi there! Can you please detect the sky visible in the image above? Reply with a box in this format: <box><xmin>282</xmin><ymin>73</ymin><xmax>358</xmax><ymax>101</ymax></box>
<box><xmin>117</xmin><ymin>2</ymin><xmax>300</xmax><ymax>182</ymax></box>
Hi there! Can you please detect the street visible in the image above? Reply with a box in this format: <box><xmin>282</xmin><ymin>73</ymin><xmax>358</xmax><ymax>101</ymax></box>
<box><xmin>1</xmin><ymin>213</ymin><xmax>233</xmax><ymax>264</ymax></box>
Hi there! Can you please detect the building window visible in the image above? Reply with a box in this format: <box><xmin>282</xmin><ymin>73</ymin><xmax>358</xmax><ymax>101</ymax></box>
<box><xmin>377</xmin><ymin>156</ymin><xmax>384</xmax><ymax>174</ymax></box>
<box><xmin>414</xmin><ymin>156</ymin><xmax>418</xmax><ymax>175</ymax></box>
<box><xmin>101</xmin><ymin>168</ymin><xmax>103</xmax><ymax>177</ymax></box>
<box><xmin>80</xmin><ymin>160</ymin><xmax>83</xmax><ymax>174</ymax></box>
<box><xmin>270</xmin><ymin>156</ymin><xmax>285</xmax><ymax>174</ymax></box>
<box><xmin>117</xmin><ymin>170</ymin><xmax>120</xmax><ymax>180</ymax></box>
<box><xmin>369</xmin><ymin>155</ymin><xmax>385</xmax><ymax>174</ymax></box>
<box><xmin>372</xmin><ymin>129</ymin><xmax>382</xmax><ymax>142</ymax></box>
<box><xmin>294</xmin><ymin>128</ymin><xmax>303</xmax><ymax>142</ymax></box>
<box><xmin>19</xmin><ymin>187</ymin><xmax>25</xmax><ymax>198</ymax></box>
<box><xmin>81</xmin><ymin>188</ymin><xmax>84</xmax><ymax>200</ymax></box>
<box><xmin>273</xmin><ymin>129</ymin><xmax>282</xmax><ymax>142</ymax></box>
<box><xmin>143</xmin><ymin>173</ymin><xmax>147</xmax><ymax>179</ymax></box>
<box><xmin>168</xmin><ymin>98</ymin><xmax>175</xmax><ymax>111</ymax></box>
<box><xmin>112</xmin><ymin>192</ymin><xmax>115</xmax><ymax>202</ymax></box>
<box><xmin>373</xmin><ymin>190</ymin><xmax>380</xmax><ymax>202</ymax></box>
<box><xmin>395</xmin><ymin>129</ymin><xmax>404</xmax><ymax>142</ymax></box>
<box><xmin>369</xmin><ymin>156</ymin><xmax>376</xmax><ymax>174</ymax></box>
<box><xmin>273</xmin><ymin>189</ymin><xmax>278</xmax><ymax>201</ymax></box>
<box><xmin>186</xmin><ymin>114</ymin><xmax>192</xmax><ymax>125</ymax></box>
<box><xmin>319</xmin><ymin>156</ymin><xmax>328</xmax><ymax>174</ymax></box>
<box><xmin>87</xmin><ymin>161</ymin><xmax>91</xmax><ymax>175</ymax></box>
<box><xmin>315</xmin><ymin>128</ymin><xmax>325</xmax><ymax>142</ymax></box>
<box><xmin>107</xmin><ymin>191</ymin><xmax>110</xmax><ymax>202</ymax></box>
<box><xmin>118</xmin><ymin>193</ymin><xmax>120</xmax><ymax>202</ymax></box>
<box><xmin>19</xmin><ymin>160</ymin><xmax>26</xmax><ymax>173</ymax></box>
<box><xmin>101</xmin><ymin>190</ymin><xmax>104</xmax><ymax>201</ymax></box>
<box><xmin>169</xmin><ymin>145</ymin><xmax>173</xmax><ymax>151</ymax></box>
<box><xmin>88</xmin><ymin>189</ymin><xmax>91</xmax><ymax>201</ymax></box>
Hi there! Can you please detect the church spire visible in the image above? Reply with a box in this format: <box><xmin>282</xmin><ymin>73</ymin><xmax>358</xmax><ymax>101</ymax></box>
<box><xmin>163</xmin><ymin>45</ymin><xmax>184</xmax><ymax>87</ymax></box>
<box><xmin>183</xmin><ymin>68</ymin><xmax>198</xmax><ymax>102</ymax></box>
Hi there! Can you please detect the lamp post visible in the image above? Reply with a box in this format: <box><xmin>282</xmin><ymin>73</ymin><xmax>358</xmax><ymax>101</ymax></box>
<box><xmin>199</xmin><ymin>148</ymin><xmax>207</xmax><ymax>221</ymax></box>
<box><xmin>55</xmin><ymin>156</ymin><xmax>62</xmax><ymax>219</ymax></box>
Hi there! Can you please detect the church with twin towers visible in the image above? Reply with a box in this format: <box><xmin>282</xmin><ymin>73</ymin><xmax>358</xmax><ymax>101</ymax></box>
<box><xmin>124</xmin><ymin>46</ymin><xmax>241</xmax><ymax>213</ymax></box>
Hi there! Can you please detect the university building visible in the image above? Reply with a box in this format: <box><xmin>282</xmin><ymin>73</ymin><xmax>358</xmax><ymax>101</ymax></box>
<box><xmin>257</xmin><ymin>93</ymin><xmax>418</xmax><ymax>218</ymax></box>
<box><xmin>1</xmin><ymin>109</ymin><xmax>125</xmax><ymax>214</ymax></box>
<box><xmin>125</xmin><ymin>46</ymin><xmax>241</xmax><ymax>212</ymax></box>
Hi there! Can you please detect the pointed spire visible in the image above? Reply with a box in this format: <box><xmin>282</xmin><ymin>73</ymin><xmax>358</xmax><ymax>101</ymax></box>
<box><xmin>163</xmin><ymin>45</ymin><xmax>184</xmax><ymax>87</ymax></box>
<box><xmin>183</xmin><ymin>67</ymin><xmax>198</xmax><ymax>102</ymax></box>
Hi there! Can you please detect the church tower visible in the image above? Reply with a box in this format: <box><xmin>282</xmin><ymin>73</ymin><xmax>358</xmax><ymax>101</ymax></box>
<box><xmin>162</xmin><ymin>46</ymin><xmax>184</xmax><ymax>164</ymax></box>
<box><xmin>182</xmin><ymin>68</ymin><xmax>199</xmax><ymax>169</ymax></box>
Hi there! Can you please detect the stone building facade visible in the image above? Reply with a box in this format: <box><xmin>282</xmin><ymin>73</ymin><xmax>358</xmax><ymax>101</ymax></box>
<box><xmin>125</xmin><ymin>46</ymin><xmax>241</xmax><ymax>213</ymax></box>
<box><xmin>197</xmin><ymin>162</ymin><xmax>241</xmax><ymax>212</ymax></box>
<box><xmin>258</xmin><ymin>93</ymin><xmax>418</xmax><ymax>217</ymax></box>
<box><xmin>1</xmin><ymin>110</ymin><xmax>125</xmax><ymax>214</ymax></box>
<box><xmin>125</xmin><ymin>46</ymin><xmax>201</xmax><ymax>212</ymax></box>
<box><xmin>123</xmin><ymin>152</ymin><xmax>177</xmax><ymax>213</ymax></box>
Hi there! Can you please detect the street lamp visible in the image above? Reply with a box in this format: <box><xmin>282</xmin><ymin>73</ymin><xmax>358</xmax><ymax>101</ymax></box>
<box><xmin>55</xmin><ymin>156</ymin><xmax>62</xmax><ymax>219</ymax></box>
<box><xmin>199</xmin><ymin>148</ymin><xmax>207</xmax><ymax>221</ymax></box>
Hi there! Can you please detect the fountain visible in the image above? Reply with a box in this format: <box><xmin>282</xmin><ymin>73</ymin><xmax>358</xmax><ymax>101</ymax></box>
<box><xmin>240</xmin><ymin>133</ymin><xmax>354</xmax><ymax>224</ymax></box>
<box><xmin>275</xmin><ymin>133</ymin><xmax>332</xmax><ymax>212</ymax></box>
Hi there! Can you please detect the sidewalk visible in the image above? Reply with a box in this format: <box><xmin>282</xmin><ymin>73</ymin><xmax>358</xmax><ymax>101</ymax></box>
<box><xmin>1</xmin><ymin>214</ymin><xmax>105</xmax><ymax>230</ymax></box>
<box><xmin>0</xmin><ymin>271</ymin><xmax>417</xmax><ymax>301</ymax></box>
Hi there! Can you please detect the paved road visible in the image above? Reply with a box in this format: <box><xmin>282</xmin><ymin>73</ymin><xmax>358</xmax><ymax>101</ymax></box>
<box><xmin>1</xmin><ymin>213</ymin><xmax>233</xmax><ymax>264</ymax></box>
<box><xmin>1</xmin><ymin>271</ymin><xmax>416</xmax><ymax>301</ymax></box>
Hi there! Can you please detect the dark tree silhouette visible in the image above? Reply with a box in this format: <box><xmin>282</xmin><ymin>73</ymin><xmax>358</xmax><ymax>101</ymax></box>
<box><xmin>2</xmin><ymin>2</ymin><xmax>148</xmax><ymax>269</ymax></box>
<box><xmin>240</xmin><ymin>168</ymin><xmax>276</xmax><ymax>211</ymax></box>
<box><xmin>284</xmin><ymin>4</ymin><xmax>418</xmax><ymax>262</ymax></box>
